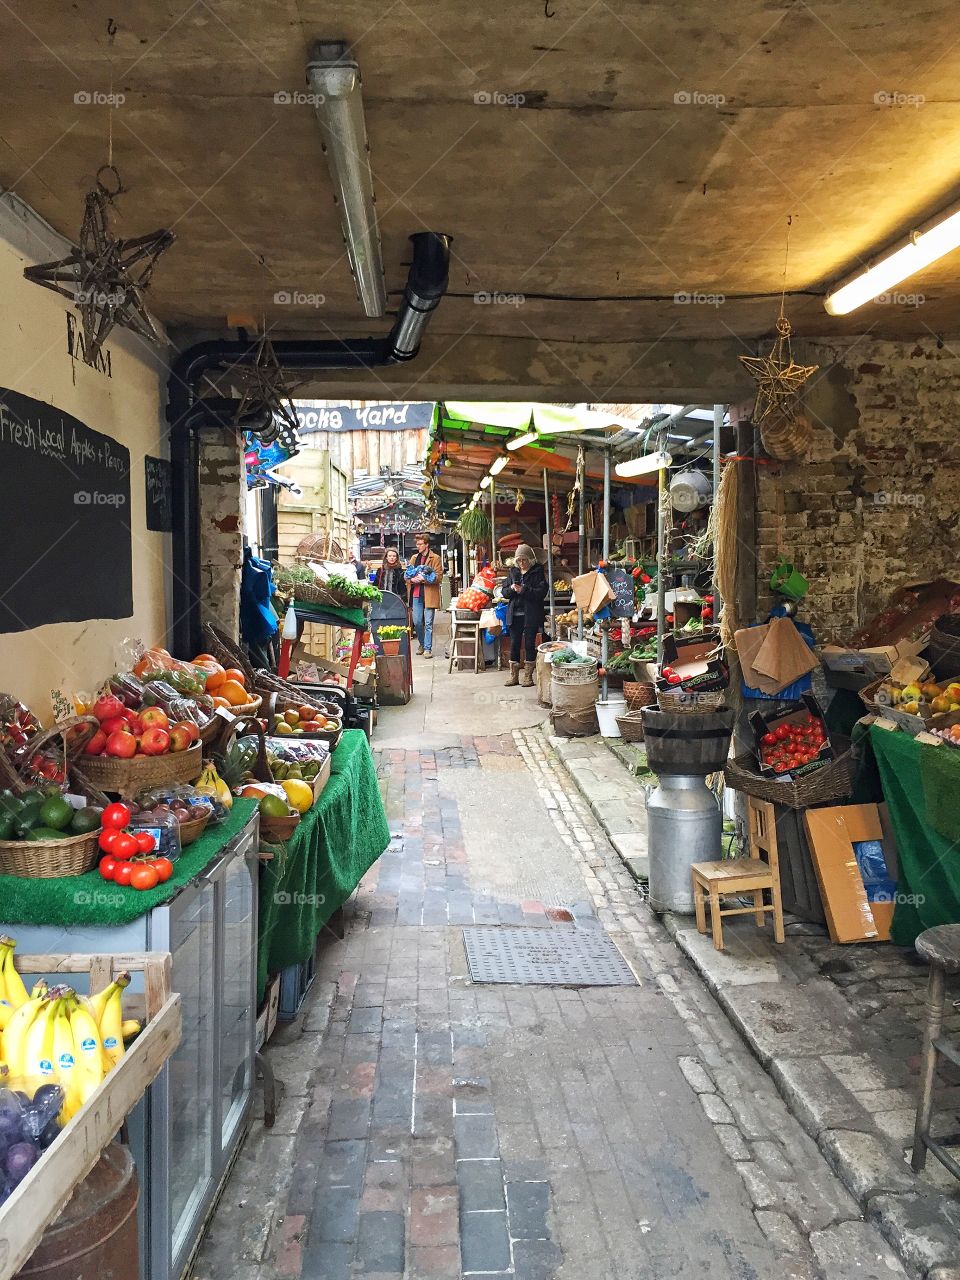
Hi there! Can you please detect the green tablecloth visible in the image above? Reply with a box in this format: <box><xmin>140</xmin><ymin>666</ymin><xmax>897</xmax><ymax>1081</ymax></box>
<box><xmin>868</xmin><ymin>725</ymin><xmax>960</xmax><ymax>945</ymax></box>
<box><xmin>294</xmin><ymin>602</ymin><xmax>367</xmax><ymax>630</ymax></box>
<box><xmin>256</xmin><ymin>729</ymin><xmax>389</xmax><ymax>1000</ymax></box>
<box><xmin>0</xmin><ymin>798</ymin><xmax>258</xmax><ymax>926</ymax></box>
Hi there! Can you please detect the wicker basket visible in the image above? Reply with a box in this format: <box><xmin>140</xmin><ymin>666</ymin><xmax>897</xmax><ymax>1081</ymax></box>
<box><xmin>656</xmin><ymin>687</ymin><xmax>726</xmax><ymax>714</ymax></box>
<box><xmin>551</xmin><ymin>660</ymin><xmax>599</xmax><ymax>686</ymax></box>
<box><xmin>264</xmin><ymin>693</ymin><xmax>343</xmax><ymax>750</ymax></box>
<box><xmin>11</xmin><ymin>715</ymin><xmax>100</xmax><ymax>782</ymax></box>
<box><xmin>222</xmin><ymin>694</ymin><xmax>262</xmax><ymax>718</ymax></box>
<box><xmin>622</xmin><ymin>680</ymin><xmax>657</xmax><ymax>710</ymax></box>
<box><xmin>80</xmin><ymin>741</ymin><xmax>203</xmax><ymax>798</ymax></box>
<box><xmin>454</xmin><ymin>609</ymin><xmax>481</xmax><ymax>620</ymax></box>
<box><xmin>256</xmin><ymin>676</ymin><xmax>343</xmax><ymax>724</ymax></box>
<box><xmin>723</xmin><ymin>736</ymin><xmax>857</xmax><ymax>810</ymax></box>
<box><xmin>259</xmin><ymin>813</ymin><xmax>301</xmax><ymax>843</ymax></box>
<box><xmin>296</xmin><ymin>531</ymin><xmax>348</xmax><ymax>562</ymax></box>
<box><xmin>760</xmin><ymin>405</ymin><xmax>812</xmax><ymax>462</ymax></box>
<box><xmin>615</xmin><ymin>709</ymin><xmax>645</xmax><ymax>742</ymax></box>
<box><xmin>177</xmin><ymin>810</ymin><xmax>211</xmax><ymax>847</ymax></box>
<box><xmin>200</xmin><ymin>623</ymin><xmax>258</xmax><ymax>687</ymax></box>
<box><xmin>0</xmin><ymin>755</ymin><xmax>110</xmax><ymax>878</ymax></box>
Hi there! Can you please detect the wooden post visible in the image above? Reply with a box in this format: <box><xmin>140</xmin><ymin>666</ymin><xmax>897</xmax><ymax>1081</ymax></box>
<box><xmin>734</xmin><ymin>417</ymin><xmax>757</xmax><ymax>624</ymax></box>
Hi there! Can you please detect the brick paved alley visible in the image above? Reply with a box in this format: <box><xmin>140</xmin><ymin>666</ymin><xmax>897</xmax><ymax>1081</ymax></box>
<box><xmin>195</xmin><ymin>658</ymin><xmax>908</xmax><ymax>1280</ymax></box>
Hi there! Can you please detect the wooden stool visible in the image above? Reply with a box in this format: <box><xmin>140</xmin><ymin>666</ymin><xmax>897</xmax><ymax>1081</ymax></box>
<box><xmin>912</xmin><ymin>925</ymin><xmax>960</xmax><ymax>1177</ymax></box>
<box><xmin>691</xmin><ymin>796</ymin><xmax>785</xmax><ymax>951</ymax></box>
<box><xmin>448</xmin><ymin>618</ymin><xmax>482</xmax><ymax>673</ymax></box>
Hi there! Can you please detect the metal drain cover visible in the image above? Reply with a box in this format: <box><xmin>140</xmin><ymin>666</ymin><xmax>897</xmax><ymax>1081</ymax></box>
<box><xmin>462</xmin><ymin>926</ymin><xmax>638</xmax><ymax>987</ymax></box>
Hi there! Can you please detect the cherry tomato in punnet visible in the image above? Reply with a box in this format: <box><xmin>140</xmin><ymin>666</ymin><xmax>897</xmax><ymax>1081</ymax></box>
<box><xmin>113</xmin><ymin>861</ymin><xmax>134</xmax><ymax>887</ymax></box>
<box><xmin>99</xmin><ymin>856</ymin><xmax>117</xmax><ymax>880</ymax></box>
<box><xmin>152</xmin><ymin>856</ymin><xmax>174</xmax><ymax>883</ymax></box>
<box><xmin>130</xmin><ymin>864</ymin><xmax>159</xmax><ymax>891</ymax></box>
<box><xmin>98</xmin><ymin>828</ymin><xmax>121</xmax><ymax>854</ymax></box>
<box><xmin>761</xmin><ymin>732</ymin><xmax>776</xmax><ymax>746</ymax></box>
<box><xmin>134</xmin><ymin>831</ymin><xmax>157</xmax><ymax>854</ymax></box>
<box><xmin>113</xmin><ymin>831</ymin><xmax>139</xmax><ymax>860</ymax></box>
<box><xmin>101</xmin><ymin>802</ymin><xmax>132</xmax><ymax>830</ymax></box>
<box><xmin>775</xmin><ymin>725</ymin><xmax>790</xmax><ymax>741</ymax></box>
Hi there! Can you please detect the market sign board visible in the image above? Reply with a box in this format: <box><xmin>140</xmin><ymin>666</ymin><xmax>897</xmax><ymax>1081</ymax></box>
<box><xmin>295</xmin><ymin>401</ymin><xmax>435</xmax><ymax>432</ymax></box>
<box><xmin>144</xmin><ymin>455</ymin><xmax>173</xmax><ymax>531</ymax></box>
<box><xmin>606</xmin><ymin>567</ymin><xmax>635</xmax><ymax>617</ymax></box>
<box><xmin>0</xmin><ymin>387</ymin><xmax>132</xmax><ymax>633</ymax></box>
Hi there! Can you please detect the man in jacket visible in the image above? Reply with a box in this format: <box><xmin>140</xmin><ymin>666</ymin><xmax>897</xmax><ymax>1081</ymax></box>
<box><xmin>503</xmin><ymin>544</ymin><xmax>548</xmax><ymax>686</ymax></box>
<box><xmin>407</xmin><ymin>533</ymin><xmax>443</xmax><ymax>658</ymax></box>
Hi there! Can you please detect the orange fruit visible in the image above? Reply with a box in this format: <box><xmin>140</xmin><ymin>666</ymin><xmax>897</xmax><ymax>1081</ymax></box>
<box><xmin>192</xmin><ymin>653</ymin><xmax>219</xmax><ymax>665</ymax></box>
<box><xmin>223</xmin><ymin>668</ymin><xmax>247</xmax><ymax>687</ymax></box>
<box><xmin>204</xmin><ymin>669</ymin><xmax>228</xmax><ymax>693</ymax></box>
<box><xmin>220</xmin><ymin>680</ymin><xmax>249</xmax><ymax>706</ymax></box>
<box><xmin>212</xmin><ymin>695</ymin><xmax>232</xmax><ymax>709</ymax></box>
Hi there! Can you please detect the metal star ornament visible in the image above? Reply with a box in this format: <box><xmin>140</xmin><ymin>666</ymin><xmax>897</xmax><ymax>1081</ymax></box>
<box><xmin>739</xmin><ymin>315</ymin><xmax>818</xmax><ymax>424</ymax></box>
<box><xmin>232</xmin><ymin>333</ymin><xmax>304</xmax><ymax>450</ymax></box>
<box><xmin>24</xmin><ymin>167</ymin><xmax>173</xmax><ymax>367</ymax></box>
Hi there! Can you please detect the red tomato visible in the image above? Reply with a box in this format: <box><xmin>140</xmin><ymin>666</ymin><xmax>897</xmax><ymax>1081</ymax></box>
<box><xmin>152</xmin><ymin>857</ymin><xmax>174</xmax><ymax>883</ymax></box>
<box><xmin>775</xmin><ymin>725</ymin><xmax>790</xmax><ymax>741</ymax></box>
<box><xmin>113</xmin><ymin>861</ymin><xmax>134</xmax><ymax>887</ymax></box>
<box><xmin>102</xmin><ymin>802</ymin><xmax>132</xmax><ymax>830</ymax></box>
<box><xmin>666</xmin><ymin>673</ymin><xmax>682</xmax><ymax>685</ymax></box>
<box><xmin>134</xmin><ymin>831</ymin><xmax>157</xmax><ymax>854</ymax></box>
<box><xmin>113</xmin><ymin>831</ymin><xmax>139</xmax><ymax>860</ymax></box>
<box><xmin>98</xmin><ymin>828</ymin><xmax>121</xmax><ymax>854</ymax></box>
<box><xmin>130</xmin><ymin>864</ymin><xmax>159</xmax><ymax>891</ymax></box>
<box><xmin>761</xmin><ymin>732</ymin><xmax>776</xmax><ymax>746</ymax></box>
<box><xmin>99</xmin><ymin>856</ymin><xmax>117</xmax><ymax>880</ymax></box>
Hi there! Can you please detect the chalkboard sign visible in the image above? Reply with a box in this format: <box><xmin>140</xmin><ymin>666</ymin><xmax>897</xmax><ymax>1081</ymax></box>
<box><xmin>144</xmin><ymin>455</ymin><xmax>173</xmax><ymax>532</ymax></box>
<box><xmin>0</xmin><ymin>388</ymin><xmax>132</xmax><ymax>634</ymax></box>
<box><xmin>607</xmin><ymin>567</ymin><xmax>635</xmax><ymax>618</ymax></box>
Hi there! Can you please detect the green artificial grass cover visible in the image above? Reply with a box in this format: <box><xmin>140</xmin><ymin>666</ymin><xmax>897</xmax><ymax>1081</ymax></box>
<box><xmin>0</xmin><ymin>799</ymin><xmax>258</xmax><ymax>927</ymax></box>
<box><xmin>293</xmin><ymin>602</ymin><xmax>367</xmax><ymax>630</ymax></box>
<box><xmin>256</xmin><ymin>729</ymin><xmax>388</xmax><ymax>1000</ymax></box>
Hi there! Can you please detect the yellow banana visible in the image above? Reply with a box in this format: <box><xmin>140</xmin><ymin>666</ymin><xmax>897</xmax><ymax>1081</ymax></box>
<box><xmin>0</xmin><ymin>1001</ymin><xmax>15</xmax><ymax>1032</ymax></box>
<box><xmin>87</xmin><ymin>971</ymin><xmax>130</xmax><ymax>1028</ymax></box>
<box><xmin>1</xmin><ymin>939</ymin><xmax>29</xmax><ymax>1009</ymax></box>
<box><xmin>100</xmin><ymin>985</ymin><xmax>125</xmax><ymax>1072</ymax></box>
<box><xmin>0</xmin><ymin>940</ymin><xmax>10</xmax><ymax>1006</ymax></box>
<box><xmin>4</xmin><ymin>982</ymin><xmax>48</xmax><ymax>1078</ymax></box>
<box><xmin>53</xmin><ymin>1000</ymin><xmax>83</xmax><ymax>1121</ymax></box>
<box><xmin>121</xmin><ymin>1019</ymin><xmax>142</xmax><ymax>1040</ymax></box>
<box><xmin>69</xmin><ymin>1001</ymin><xmax>105</xmax><ymax>1098</ymax></box>
<box><xmin>23</xmin><ymin>997</ymin><xmax>59</xmax><ymax>1081</ymax></box>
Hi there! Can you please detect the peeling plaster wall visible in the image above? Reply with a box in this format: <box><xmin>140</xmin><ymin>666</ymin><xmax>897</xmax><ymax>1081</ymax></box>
<box><xmin>755</xmin><ymin>338</ymin><xmax>960</xmax><ymax>641</ymax></box>
<box><xmin>198</xmin><ymin>429</ymin><xmax>245</xmax><ymax>641</ymax></box>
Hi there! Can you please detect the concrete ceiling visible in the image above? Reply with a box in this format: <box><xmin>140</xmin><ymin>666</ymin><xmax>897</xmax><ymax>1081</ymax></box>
<box><xmin>2</xmin><ymin>1</ymin><xmax>960</xmax><ymax>398</ymax></box>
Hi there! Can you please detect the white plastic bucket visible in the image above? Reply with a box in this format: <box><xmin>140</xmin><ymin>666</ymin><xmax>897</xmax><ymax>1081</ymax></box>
<box><xmin>596</xmin><ymin>696</ymin><xmax>627</xmax><ymax>738</ymax></box>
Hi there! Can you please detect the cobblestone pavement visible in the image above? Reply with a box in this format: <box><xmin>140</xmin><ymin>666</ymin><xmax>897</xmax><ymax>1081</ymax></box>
<box><xmin>194</xmin><ymin>726</ymin><xmax>909</xmax><ymax>1280</ymax></box>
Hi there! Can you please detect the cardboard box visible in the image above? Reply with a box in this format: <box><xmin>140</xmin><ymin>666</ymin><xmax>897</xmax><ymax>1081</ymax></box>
<box><xmin>572</xmin><ymin>571</ymin><xmax>615</xmax><ymax>616</ymax></box>
<box><xmin>749</xmin><ymin>693</ymin><xmax>834</xmax><ymax>779</ymax></box>
<box><xmin>803</xmin><ymin>804</ymin><xmax>897</xmax><ymax>943</ymax></box>
<box><xmin>656</xmin><ymin>629</ymin><xmax>728</xmax><ymax>693</ymax></box>
<box><xmin>820</xmin><ymin>632</ymin><xmax>930</xmax><ymax>679</ymax></box>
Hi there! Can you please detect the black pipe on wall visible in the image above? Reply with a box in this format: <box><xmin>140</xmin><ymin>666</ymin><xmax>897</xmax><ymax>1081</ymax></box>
<box><xmin>166</xmin><ymin>231</ymin><xmax>451</xmax><ymax>656</ymax></box>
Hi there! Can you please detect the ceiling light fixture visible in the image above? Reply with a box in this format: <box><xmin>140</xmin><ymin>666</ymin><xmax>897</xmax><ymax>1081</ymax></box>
<box><xmin>506</xmin><ymin>431</ymin><xmax>539</xmax><ymax>451</ymax></box>
<box><xmin>614</xmin><ymin>449</ymin><xmax>673</xmax><ymax>478</ymax></box>
<box><xmin>480</xmin><ymin>474</ymin><xmax>492</xmax><ymax>489</ymax></box>
<box><xmin>307</xmin><ymin>41</ymin><xmax>386</xmax><ymax>318</ymax></box>
<box><xmin>824</xmin><ymin>204</ymin><xmax>960</xmax><ymax>315</ymax></box>
<box><xmin>489</xmin><ymin>455</ymin><xmax>509</xmax><ymax>476</ymax></box>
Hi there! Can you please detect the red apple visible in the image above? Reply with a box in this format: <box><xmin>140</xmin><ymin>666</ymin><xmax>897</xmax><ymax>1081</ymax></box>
<box><xmin>100</xmin><ymin>715</ymin><xmax>131</xmax><ymax>735</ymax></box>
<box><xmin>168</xmin><ymin>725</ymin><xmax>193</xmax><ymax>753</ymax></box>
<box><xmin>105</xmin><ymin>730</ymin><xmax>137</xmax><ymax>758</ymax></box>
<box><xmin>121</xmin><ymin>711</ymin><xmax>144</xmax><ymax>734</ymax></box>
<box><xmin>84</xmin><ymin>728</ymin><xmax>108</xmax><ymax>755</ymax></box>
<box><xmin>93</xmin><ymin>694</ymin><xmax>125</xmax><ymax>723</ymax></box>
<box><xmin>140</xmin><ymin>707</ymin><xmax>170</xmax><ymax>731</ymax></box>
<box><xmin>172</xmin><ymin>719</ymin><xmax>200</xmax><ymax>744</ymax></box>
<box><xmin>139</xmin><ymin>727</ymin><xmax>170</xmax><ymax>756</ymax></box>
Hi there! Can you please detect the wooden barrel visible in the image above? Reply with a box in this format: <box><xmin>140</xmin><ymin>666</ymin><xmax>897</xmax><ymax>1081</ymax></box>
<box><xmin>640</xmin><ymin>707</ymin><xmax>734</xmax><ymax>775</ymax></box>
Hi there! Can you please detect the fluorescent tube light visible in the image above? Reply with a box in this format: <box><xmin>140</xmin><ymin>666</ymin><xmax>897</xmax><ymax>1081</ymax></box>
<box><xmin>307</xmin><ymin>41</ymin><xmax>386</xmax><ymax>318</ymax></box>
<box><xmin>825</xmin><ymin>205</ymin><xmax>960</xmax><ymax>315</ymax></box>
<box><xmin>489</xmin><ymin>455</ymin><xmax>509</xmax><ymax>476</ymax></box>
<box><xmin>506</xmin><ymin>431</ymin><xmax>538</xmax><ymax>451</ymax></box>
<box><xmin>614</xmin><ymin>450</ymin><xmax>673</xmax><ymax>478</ymax></box>
<box><xmin>480</xmin><ymin>475</ymin><xmax>492</xmax><ymax>489</ymax></box>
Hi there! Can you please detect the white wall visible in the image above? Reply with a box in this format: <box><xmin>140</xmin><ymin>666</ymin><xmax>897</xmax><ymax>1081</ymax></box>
<box><xmin>0</xmin><ymin>194</ymin><xmax>171</xmax><ymax>717</ymax></box>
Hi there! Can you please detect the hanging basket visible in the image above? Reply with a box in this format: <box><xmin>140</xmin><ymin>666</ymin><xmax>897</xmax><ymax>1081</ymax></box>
<box><xmin>622</xmin><ymin>680</ymin><xmax>657</xmax><ymax>710</ymax></box>
<box><xmin>760</xmin><ymin>405</ymin><xmax>812</xmax><ymax>462</ymax></box>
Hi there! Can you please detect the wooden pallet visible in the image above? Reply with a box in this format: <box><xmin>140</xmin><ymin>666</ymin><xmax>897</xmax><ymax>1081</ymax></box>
<box><xmin>0</xmin><ymin>951</ymin><xmax>181</xmax><ymax>1280</ymax></box>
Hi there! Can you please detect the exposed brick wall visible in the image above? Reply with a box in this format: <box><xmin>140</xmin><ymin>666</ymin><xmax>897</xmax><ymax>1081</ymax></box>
<box><xmin>198</xmin><ymin>428</ymin><xmax>245</xmax><ymax>640</ymax></box>
<box><xmin>754</xmin><ymin>337</ymin><xmax>960</xmax><ymax>643</ymax></box>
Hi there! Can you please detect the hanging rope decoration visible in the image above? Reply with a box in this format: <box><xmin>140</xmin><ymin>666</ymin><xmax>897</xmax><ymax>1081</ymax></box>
<box><xmin>24</xmin><ymin>165</ymin><xmax>174</xmax><ymax>367</ymax></box>
<box><xmin>738</xmin><ymin>217</ymin><xmax>818</xmax><ymax>425</ymax></box>
<box><xmin>561</xmin><ymin>445</ymin><xmax>585</xmax><ymax>534</ymax></box>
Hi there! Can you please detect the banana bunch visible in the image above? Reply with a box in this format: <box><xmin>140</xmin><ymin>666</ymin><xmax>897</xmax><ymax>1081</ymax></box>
<box><xmin>3</xmin><ymin>972</ymin><xmax>133</xmax><ymax>1122</ymax></box>
<box><xmin>196</xmin><ymin>762</ymin><xmax>233</xmax><ymax>810</ymax></box>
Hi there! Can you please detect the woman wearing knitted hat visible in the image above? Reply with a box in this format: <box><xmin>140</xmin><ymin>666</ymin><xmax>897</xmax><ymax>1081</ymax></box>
<box><xmin>503</xmin><ymin>544</ymin><xmax>548</xmax><ymax>687</ymax></box>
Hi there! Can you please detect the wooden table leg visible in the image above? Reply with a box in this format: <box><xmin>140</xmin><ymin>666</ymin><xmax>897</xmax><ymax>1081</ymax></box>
<box><xmin>709</xmin><ymin>889</ymin><xmax>724</xmax><ymax>951</ymax></box>
<box><xmin>912</xmin><ymin>963</ymin><xmax>946</xmax><ymax>1172</ymax></box>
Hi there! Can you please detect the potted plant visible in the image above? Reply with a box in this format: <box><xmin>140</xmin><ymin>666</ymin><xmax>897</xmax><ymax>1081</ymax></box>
<box><xmin>377</xmin><ymin>625</ymin><xmax>408</xmax><ymax>656</ymax></box>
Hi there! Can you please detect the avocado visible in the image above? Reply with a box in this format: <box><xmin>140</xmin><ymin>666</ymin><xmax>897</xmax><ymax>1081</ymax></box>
<box><xmin>38</xmin><ymin>795</ymin><xmax>74</xmax><ymax>832</ymax></box>
<box><xmin>14</xmin><ymin>799</ymin><xmax>45</xmax><ymax>837</ymax></box>
<box><xmin>0</xmin><ymin>812</ymin><xmax>14</xmax><ymax>841</ymax></box>
<box><xmin>27</xmin><ymin>826</ymin><xmax>73</xmax><ymax>841</ymax></box>
<box><xmin>69</xmin><ymin>806</ymin><xmax>103</xmax><ymax>835</ymax></box>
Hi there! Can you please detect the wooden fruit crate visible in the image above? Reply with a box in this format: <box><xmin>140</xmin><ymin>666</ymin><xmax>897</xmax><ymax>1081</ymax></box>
<box><xmin>0</xmin><ymin>951</ymin><xmax>181</xmax><ymax>1278</ymax></box>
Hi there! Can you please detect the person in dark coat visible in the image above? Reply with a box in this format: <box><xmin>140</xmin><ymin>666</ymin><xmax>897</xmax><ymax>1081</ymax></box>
<box><xmin>503</xmin><ymin>543</ymin><xmax>548</xmax><ymax>687</ymax></box>
<box><xmin>373</xmin><ymin>547</ymin><xmax>405</xmax><ymax>598</ymax></box>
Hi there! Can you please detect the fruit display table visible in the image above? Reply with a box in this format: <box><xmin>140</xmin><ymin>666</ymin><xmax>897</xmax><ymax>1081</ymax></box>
<box><xmin>256</xmin><ymin>728</ymin><xmax>390</xmax><ymax>1000</ymax></box>
<box><xmin>865</xmin><ymin>724</ymin><xmax>960</xmax><ymax>945</ymax></box>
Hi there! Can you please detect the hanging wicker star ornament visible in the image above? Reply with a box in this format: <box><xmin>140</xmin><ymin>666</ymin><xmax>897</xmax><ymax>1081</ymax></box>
<box><xmin>739</xmin><ymin>316</ymin><xmax>818</xmax><ymax>424</ymax></box>
<box><xmin>24</xmin><ymin>167</ymin><xmax>173</xmax><ymax>367</ymax></box>
<box><xmin>233</xmin><ymin>333</ymin><xmax>304</xmax><ymax>446</ymax></box>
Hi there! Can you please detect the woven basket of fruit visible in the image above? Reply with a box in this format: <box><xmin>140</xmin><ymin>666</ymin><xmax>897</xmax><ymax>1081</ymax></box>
<box><xmin>0</xmin><ymin>752</ymin><xmax>108</xmax><ymax>877</ymax></box>
<box><xmin>254</xmin><ymin>670</ymin><xmax>343</xmax><ymax>717</ymax></box>
<box><xmin>80</xmin><ymin>741</ymin><xmax>203</xmax><ymax>798</ymax></box>
<box><xmin>265</xmin><ymin>693</ymin><xmax>342</xmax><ymax>749</ymax></box>
<box><xmin>218</xmin><ymin>718</ymin><xmax>304</xmax><ymax>840</ymax></box>
<box><xmin>199</xmin><ymin>624</ymin><xmax>258</xmax><ymax>686</ymax></box>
